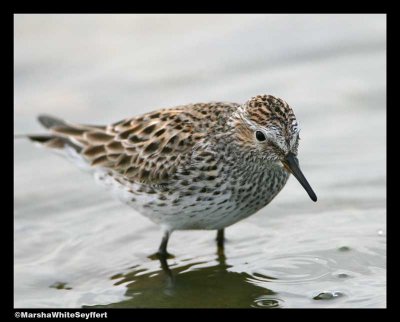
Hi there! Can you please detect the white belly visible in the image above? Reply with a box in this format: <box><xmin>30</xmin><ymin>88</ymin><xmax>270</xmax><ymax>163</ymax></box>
<box><xmin>93</xmin><ymin>166</ymin><xmax>289</xmax><ymax>231</ymax></box>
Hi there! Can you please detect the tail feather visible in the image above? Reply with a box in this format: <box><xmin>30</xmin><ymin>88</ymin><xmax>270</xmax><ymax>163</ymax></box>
<box><xmin>27</xmin><ymin>135</ymin><xmax>54</xmax><ymax>144</ymax></box>
<box><xmin>18</xmin><ymin>114</ymin><xmax>86</xmax><ymax>154</ymax></box>
<box><xmin>36</xmin><ymin>114</ymin><xmax>87</xmax><ymax>151</ymax></box>
<box><xmin>37</xmin><ymin>114</ymin><xmax>97</xmax><ymax>140</ymax></box>
<box><xmin>38</xmin><ymin>114</ymin><xmax>66</xmax><ymax>129</ymax></box>
<box><xmin>17</xmin><ymin>115</ymin><xmax>107</xmax><ymax>170</ymax></box>
<box><xmin>27</xmin><ymin>134</ymin><xmax>82</xmax><ymax>152</ymax></box>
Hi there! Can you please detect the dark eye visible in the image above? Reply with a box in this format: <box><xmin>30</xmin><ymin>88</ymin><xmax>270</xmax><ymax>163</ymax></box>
<box><xmin>255</xmin><ymin>131</ymin><xmax>266</xmax><ymax>142</ymax></box>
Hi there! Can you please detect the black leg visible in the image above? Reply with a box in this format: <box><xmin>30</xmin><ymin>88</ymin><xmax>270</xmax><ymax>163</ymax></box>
<box><xmin>216</xmin><ymin>229</ymin><xmax>225</xmax><ymax>248</ymax></box>
<box><xmin>149</xmin><ymin>230</ymin><xmax>174</xmax><ymax>260</ymax></box>
<box><xmin>158</xmin><ymin>230</ymin><xmax>170</xmax><ymax>256</ymax></box>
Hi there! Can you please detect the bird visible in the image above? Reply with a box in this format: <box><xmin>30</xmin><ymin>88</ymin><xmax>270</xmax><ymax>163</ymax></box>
<box><xmin>25</xmin><ymin>94</ymin><xmax>317</xmax><ymax>257</ymax></box>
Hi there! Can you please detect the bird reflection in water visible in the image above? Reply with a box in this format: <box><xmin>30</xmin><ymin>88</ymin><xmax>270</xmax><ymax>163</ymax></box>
<box><xmin>91</xmin><ymin>245</ymin><xmax>282</xmax><ymax>308</ymax></box>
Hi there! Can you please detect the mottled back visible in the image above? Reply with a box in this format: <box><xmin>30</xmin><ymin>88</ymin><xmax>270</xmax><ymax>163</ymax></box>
<box><xmin>44</xmin><ymin>102</ymin><xmax>239</xmax><ymax>184</ymax></box>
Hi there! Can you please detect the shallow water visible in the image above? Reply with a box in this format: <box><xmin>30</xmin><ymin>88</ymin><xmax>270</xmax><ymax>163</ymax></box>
<box><xmin>14</xmin><ymin>14</ymin><xmax>386</xmax><ymax>308</ymax></box>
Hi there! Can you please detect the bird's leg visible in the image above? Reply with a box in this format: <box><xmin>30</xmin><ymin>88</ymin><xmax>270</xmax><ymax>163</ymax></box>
<box><xmin>216</xmin><ymin>229</ymin><xmax>225</xmax><ymax>249</ymax></box>
<box><xmin>158</xmin><ymin>230</ymin><xmax>170</xmax><ymax>257</ymax></box>
<box><xmin>149</xmin><ymin>230</ymin><xmax>174</xmax><ymax>260</ymax></box>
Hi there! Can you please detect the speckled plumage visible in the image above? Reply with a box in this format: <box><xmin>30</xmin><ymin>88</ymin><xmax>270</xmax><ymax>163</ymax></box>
<box><xmin>29</xmin><ymin>94</ymin><xmax>316</xmax><ymax>255</ymax></box>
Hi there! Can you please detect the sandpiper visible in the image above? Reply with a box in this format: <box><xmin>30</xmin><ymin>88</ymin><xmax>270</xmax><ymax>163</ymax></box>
<box><xmin>27</xmin><ymin>94</ymin><xmax>317</xmax><ymax>256</ymax></box>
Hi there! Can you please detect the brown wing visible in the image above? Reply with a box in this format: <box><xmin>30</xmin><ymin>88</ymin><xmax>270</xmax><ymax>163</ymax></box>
<box><xmin>47</xmin><ymin>107</ymin><xmax>209</xmax><ymax>184</ymax></box>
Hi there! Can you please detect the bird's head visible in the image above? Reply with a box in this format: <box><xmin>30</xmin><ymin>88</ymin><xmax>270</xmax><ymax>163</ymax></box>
<box><xmin>229</xmin><ymin>94</ymin><xmax>317</xmax><ymax>202</ymax></box>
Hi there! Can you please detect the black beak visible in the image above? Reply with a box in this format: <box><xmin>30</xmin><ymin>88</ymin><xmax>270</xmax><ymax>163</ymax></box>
<box><xmin>282</xmin><ymin>153</ymin><xmax>317</xmax><ymax>202</ymax></box>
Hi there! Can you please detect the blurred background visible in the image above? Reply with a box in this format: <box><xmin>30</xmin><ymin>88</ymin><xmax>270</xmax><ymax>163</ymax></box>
<box><xmin>14</xmin><ymin>14</ymin><xmax>386</xmax><ymax>308</ymax></box>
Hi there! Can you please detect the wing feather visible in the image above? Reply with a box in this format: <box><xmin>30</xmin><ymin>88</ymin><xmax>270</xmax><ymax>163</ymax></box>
<box><xmin>43</xmin><ymin>102</ymin><xmax>239</xmax><ymax>184</ymax></box>
<box><xmin>48</xmin><ymin>107</ymin><xmax>208</xmax><ymax>184</ymax></box>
